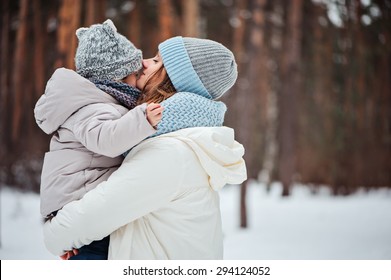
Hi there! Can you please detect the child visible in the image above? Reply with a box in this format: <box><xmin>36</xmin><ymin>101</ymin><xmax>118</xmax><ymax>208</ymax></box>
<box><xmin>34</xmin><ymin>19</ymin><xmax>163</xmax><ymax>259</ymax></box>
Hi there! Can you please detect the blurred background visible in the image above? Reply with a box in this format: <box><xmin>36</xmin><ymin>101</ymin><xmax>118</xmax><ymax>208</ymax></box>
<box><xmin>0</xmin><ymin>0</ymin><xmax>391</xmax><ymax>259</ymax></box>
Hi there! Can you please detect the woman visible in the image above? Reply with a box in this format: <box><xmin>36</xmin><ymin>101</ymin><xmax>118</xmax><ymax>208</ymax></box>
<box><xmin>43</xmin><ymin>36</ymin><xmax>247</xmax><ymax>259</ymax></box>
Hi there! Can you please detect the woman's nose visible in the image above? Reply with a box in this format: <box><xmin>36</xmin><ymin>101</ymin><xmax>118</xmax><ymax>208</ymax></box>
<box><xmin>142</xmin><ymin>59</ymin><xmax>149</xmax><ymax>69</ymax></box>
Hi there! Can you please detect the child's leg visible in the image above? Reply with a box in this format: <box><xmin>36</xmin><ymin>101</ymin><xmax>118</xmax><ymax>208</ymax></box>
<box><xmin>68</xmin><ymin>236</ymin><xmax>110</xmax><ymax>260</ymax></box>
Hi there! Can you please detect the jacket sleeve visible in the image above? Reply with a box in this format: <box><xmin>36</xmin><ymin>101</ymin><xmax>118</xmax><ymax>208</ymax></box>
<box><xmin>71</xmin><ymin>103</ymin><xmax>156</xmax><ymax>158</ymax></box>
<box><xmin>43</xmin><ymin>137</ymin><xmax>185</xmax><ymax>256</ymax></box>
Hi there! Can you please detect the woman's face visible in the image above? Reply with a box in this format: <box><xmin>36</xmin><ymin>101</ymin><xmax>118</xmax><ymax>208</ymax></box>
<box><xmin>136</xmin><ymin>53</ymin><xmax>164</xmax><ymax>90</ymax></box>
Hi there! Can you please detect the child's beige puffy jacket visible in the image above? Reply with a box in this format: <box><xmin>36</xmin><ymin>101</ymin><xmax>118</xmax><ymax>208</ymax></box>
<box><xmin>34</xmin><ymin>68</ymin><xmax>156</xmax><ymax>218</ymax></box>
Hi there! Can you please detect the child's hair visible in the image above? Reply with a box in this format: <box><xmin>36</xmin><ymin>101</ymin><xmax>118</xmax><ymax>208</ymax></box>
<box><xmin>137</xmin><ymin>65</ymin><xmax>177</xmax><ymax>104</ymax></box>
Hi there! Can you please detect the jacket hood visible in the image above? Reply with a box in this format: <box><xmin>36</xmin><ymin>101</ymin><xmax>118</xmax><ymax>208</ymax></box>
<box><xmin>162</xmin><ymin>126</ymin><xmax>247</xmax><ymax>190</ymax></box>
<box><xmin>34</xmin><ymin>68</ymin><xmax>117</xmax><ymax>134</ymax></box>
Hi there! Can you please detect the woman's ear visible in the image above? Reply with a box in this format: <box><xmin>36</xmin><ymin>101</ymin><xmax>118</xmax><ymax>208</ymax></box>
<box><xmin>76</xmin><ymin>27</ymin><xmax>88</xmax><ymax>39</ymax></box>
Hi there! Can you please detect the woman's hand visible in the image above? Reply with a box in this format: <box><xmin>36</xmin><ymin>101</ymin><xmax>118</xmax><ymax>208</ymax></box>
<box><xmin>60</xmin><ymin>249</ymin><xmax>79</xmax><ymax>260</ymax></box>
<box><xmin>146</xmin><ymin>103</ymin><xmax>164</xmax><ymax>128</ymax></box>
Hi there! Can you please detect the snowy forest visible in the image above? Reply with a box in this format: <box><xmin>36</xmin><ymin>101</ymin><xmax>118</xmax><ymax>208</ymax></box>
<box><xmin>0</xmin><ymin>0</ymin><xmax>390</xmax><ymax>226</ymax></box>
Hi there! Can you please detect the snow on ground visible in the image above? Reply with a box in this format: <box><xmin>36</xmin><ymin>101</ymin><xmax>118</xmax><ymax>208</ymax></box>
<box><xmin>1</xmin><ymin>182</ymin><xmax>390</xmax><ymax>260</ymax></box>
<box><xmin>221</xmin><ymin>182</ymin><xmax>391</xmax><ymax>259</ymax></box>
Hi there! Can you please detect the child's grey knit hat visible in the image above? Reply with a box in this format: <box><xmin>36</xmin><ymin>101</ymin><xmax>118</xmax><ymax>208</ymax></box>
<box><xmin>75</xmin><ymin>19</ymin><xmax>142</xmax><ymax>80</ymax></box>
<box><xmin>158</xmin><ymin>36</ymin><xmax>238</xmax><ymax>100</ymax></box>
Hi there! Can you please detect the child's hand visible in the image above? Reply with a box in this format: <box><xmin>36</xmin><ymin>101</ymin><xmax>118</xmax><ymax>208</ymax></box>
<box><xmin>146</xmin><ymin>103</ymin><xmax>164</xmax><ymax>128</ymax></box>
<box><xmin>60</xmin><ymin>249</ymin><xmax>79</xmax><ymax>260</ymax></box>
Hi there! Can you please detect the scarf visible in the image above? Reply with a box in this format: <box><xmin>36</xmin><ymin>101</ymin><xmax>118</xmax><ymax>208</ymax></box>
<box><xmin>90</xmin><ymin>79</ymin><xmax>141</xmax><ymax>109</ymax></box>
<box><xmin>125</xmin><ymin>92</ymin><xmax>226</xmax><ymax>156</ymax></box>
<box><xmin>154</xmin><ymin>92</ymin><xmax>226</xmax><ymax>137</ymax></box>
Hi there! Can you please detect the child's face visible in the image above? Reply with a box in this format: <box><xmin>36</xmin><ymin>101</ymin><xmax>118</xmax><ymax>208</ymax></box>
<box><xmin>123</xmin><ymin>73</ymin><xmax>137</xmax><ymax>87</ymax></box>
<box><xmin>136</xmin><ymin>52</ymin><xmax>163</xmax><ymax>90</ymax></box>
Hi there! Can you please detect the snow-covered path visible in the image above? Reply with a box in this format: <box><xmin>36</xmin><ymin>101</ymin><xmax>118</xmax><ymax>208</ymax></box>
<box><xmin>1</xmin><ymin>183</ymin><xmax>390</xmax><ymax>260</ymax></box>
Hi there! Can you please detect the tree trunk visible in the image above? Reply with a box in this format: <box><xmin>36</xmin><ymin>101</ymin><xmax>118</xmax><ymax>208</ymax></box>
<box><xmin>0</xmin><ymin>0</ymin><xmax>10</xmax><ymax>149</ymax></box>
<box><xmin>33</xmin><ymin>0</ymin><xmax>45</xmax><ymax>98</ymax></box>
<box><xmin>261</xmin><ymin>0</ymin><xmax>279</xmax><ymax>190</ymax></box>
<box><xmin>12</xmin><ymin>0</ymin><xmax>29</xmax><ymax>142</ymax></box>
<box><xmin>228</xmin><ymin>0</ymin><xmax>249</xmax><ymax>228</ymax></box>
<box><xmin>0</xmin><ymin>0</ymin><xmax>11</xmax><ymax>196</ymax></box>
<box><xmin>376</xmin><ymin>0</ymin><xmax>391</xmax><ymax>187</ymax></box>
<box><xmin>240</xmin><ymin>180</ymin><xmax>248</xmax><ymax>228</ymax></box>
<box><xmin>183</xmin><ymin>0</ymin><xmax>199</xmax><ymax>37</ymax></box>
<box><xmin>278</xmin><ymin>0</ymin><xmax>303</xmax><ymax>196</ymax></box>
<box><xmin>85</xmin><ymin>0</ymin><xmax>96</xmax><ymax>26</ymax></box>
<box><xmin>1</xmin><ymin>0</ymin><xmax>17</xmax><ymax>187</ymax></box>
<box><xmin>95</xmin><ymin>0</ymin><xmax>106</xmax><ymax>23</ymax></box>
<box><xmin>237</xmin><ymin>0</ymin><xmax>267</xmax><ymax>228</ymax></box>
<box><xmin>55</xmin><ymin>0</ymin><xmax>81</xmax><ymax>70</ymax></box>
<box><xmin>127</xmin><ymin>0</ymin><xmax>141</xmax><ymax>48</ymax></box>
<box><xmin>158</xmin><ymin>0</ymin><xmax>174</xmax><ymax>42</ymax></box>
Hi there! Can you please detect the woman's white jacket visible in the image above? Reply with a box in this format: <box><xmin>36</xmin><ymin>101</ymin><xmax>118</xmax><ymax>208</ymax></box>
<box><xmin>43</xmin><ymin>126</ymin><xmax>247</xmax><ymax>259</ymax></box>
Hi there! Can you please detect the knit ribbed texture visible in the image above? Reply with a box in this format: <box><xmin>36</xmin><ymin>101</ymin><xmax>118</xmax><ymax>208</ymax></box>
<box><xmin>158</xmin><ymin>36</ymin><xmax>238</xmax><ymax>100</ymax></box>
<box><xmin>184</xmin><ymin>38</ymin><xmax>238</xmax><ymax>100</ymax></box>
<box><xmin>75</xmin><ymin>19</ymin><xmax>142</xmax><ymax>81</ymax></box>
<box><xmin>123</xmin><ymin>92</ymin><xmax>226</xmax><ymax>157</ymax></box>
<box><xmin>154</xmin><ymin>92</ymin><xmax>226</xmax><ymax>137</ymax></box>
<box><xmin>90</xmin><ymin>79</ymin><xmax>141</xmax><ymax>109</ymax></box>
<box><xmin>158</xmin><ymin>37</ymin><xmax>211</xmax><ymax>99</ymax></box>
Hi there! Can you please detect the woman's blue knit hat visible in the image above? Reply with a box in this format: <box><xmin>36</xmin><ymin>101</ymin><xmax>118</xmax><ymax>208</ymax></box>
<box><xmin>158</xmin><ymin>36</ymin><xmax>238</xmax><ymax>100</ymax></box>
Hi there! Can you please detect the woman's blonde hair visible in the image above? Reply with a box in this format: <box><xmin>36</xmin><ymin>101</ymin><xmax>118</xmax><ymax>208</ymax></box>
<box><xmin>137</xmin><ymin>65</ymin><xmax>176</xmax><ymax>104</ymax></box>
